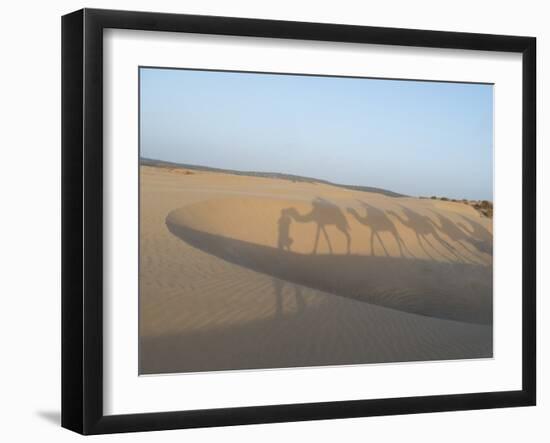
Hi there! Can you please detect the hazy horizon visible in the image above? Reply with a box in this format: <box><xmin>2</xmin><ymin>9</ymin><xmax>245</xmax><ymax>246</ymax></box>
<box><xmin>140</xmin><ymin>68</ymin><xmax>494</xmax><ymax>200</ymax></box>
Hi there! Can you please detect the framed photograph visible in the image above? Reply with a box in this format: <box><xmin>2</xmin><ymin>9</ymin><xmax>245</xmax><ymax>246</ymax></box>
<box><xmin>62</xmin><ymin>8</ymin><xmax>536</xmax><ymax>435</ymax></box>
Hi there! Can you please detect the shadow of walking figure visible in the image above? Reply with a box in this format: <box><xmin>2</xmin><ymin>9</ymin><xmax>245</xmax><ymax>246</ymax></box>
<box><xmin>284</xmin><ymin>197</ymin><xmax>351</xmax><ymax>254</ymax></box>
<box><xmin>273</xmin><ymin>208</ymin><xmax>305</xmax><ymax>317</ymax></box>
<box><xmin>277</xmin><ymin>209</ymin><xmax>294</xmax><ymax>251</ymax></box>
<box><xmin>272</xmin><ymin>278</ymin><xmax>305</xmax><ymax>317</ymax></box>
<box><xmin>347</xmin><ymin>201</ymin><xmax>412</xmax><ymax>258</ymax></box>
<box><xmin>387</xmin><ymin>206</ymin><xmax>463</xmax><ymax>262</ymax></box>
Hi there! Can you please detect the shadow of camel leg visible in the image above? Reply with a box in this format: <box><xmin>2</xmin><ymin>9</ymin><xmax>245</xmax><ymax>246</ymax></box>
<box><xmin>394</xmin><ymin>233</ymin><xmax>404</xmax><ymax>257</ymax></box>
<box><xmin>464</xmin><ymin>242</ymin><xmax>488</xmax><ymax>265</ymax></box>
<box><xmin>312</xmin><ymin>225</ymin><xmax>321</xmax><ymax>254</ymax></box>
<box><xmin>370</xmin><ymin>230</ymin><xmax>376</xmax><ymax>256</ymax></box>
<box><xmin>422</xmin><ymin>234</ymin><xmax>442</xmax><ymax>259</ymax></box>
<box><xmin>424</xmin><ymin>234</ymin><xmax>456</xmax><ymax>262</ymax></box>
<box><xmin>459</xmin><ymin>240</ymin><xmax>485</xmax><ymax>264</ymax></box>
<box><xmin>321</xmin><ymin>226</ymin><xmax>333</xmax><ymax>254</ymax></box>
<box><xmin>400</xmin><ymin>237</ymin><xmax>415</xmax><ymax>258</ymax></box>
<box><xmin>430</xmin><ymin>233</ymin><xmax>463</xmax><ymax>263</ymax></box>
<box><xmin>375</xmin><ymin>231</ymin><xmax>389</xmax><ymax>257</ymax></box>
<box><xmin>394</xmin><ymin>233</ymin><xmax>414</xmax><ymax>258</ymax></box>
<box><xmin>339</xmin><ymin>228</ymin><xmax>351</xmax><ymax>254</ymax></box>
<box><xmin>417</xmin><ymin>233</ymin><xmax>435</xmax><ymax>260</ymax></box>
<box><xmin>448</xmin><ymin>241</ymin><xmax>473</xmax><ymax>264</ymax></box>
<box><xmin>459</xmin><ymin>239</ymin><xmax>489</xmax><ymax>264</ymax></box>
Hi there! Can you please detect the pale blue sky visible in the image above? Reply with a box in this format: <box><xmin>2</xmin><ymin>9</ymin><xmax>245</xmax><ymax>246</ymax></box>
<box><xmin>140</xmin><ymin>67</ymin><xmax>493</xmax><ymax>200</ymax></box>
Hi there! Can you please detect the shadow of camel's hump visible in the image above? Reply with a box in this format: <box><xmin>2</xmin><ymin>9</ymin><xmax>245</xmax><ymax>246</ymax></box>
<box><xmin>166</xmin><ymin>211</ymin><xmax>492</xmax><ymax>326</ymax></box>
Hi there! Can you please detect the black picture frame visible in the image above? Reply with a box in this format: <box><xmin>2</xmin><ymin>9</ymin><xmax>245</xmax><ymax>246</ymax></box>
<box><xmin>62</xmin><ymin>8</ymin><xmax>536</xmax><ymax>435</ymax></box>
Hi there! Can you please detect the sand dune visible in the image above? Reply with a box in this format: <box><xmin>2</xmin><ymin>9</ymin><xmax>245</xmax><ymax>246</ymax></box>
<box><xmin>139</xmin><ymin>165</ymin><xmax>493</xmax><ymax>374</ymax></box>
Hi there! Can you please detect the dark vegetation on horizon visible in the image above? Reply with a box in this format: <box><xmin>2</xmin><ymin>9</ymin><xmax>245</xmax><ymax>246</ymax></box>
<box><xmin>140</xmin><ymin>157</ymin><xmax>407</xmax><ymax>198</ymax></box>
<box><xmin>420</xmin><ymin>195</ymin><xmax>493</xmax><ymax>219</ymax></box>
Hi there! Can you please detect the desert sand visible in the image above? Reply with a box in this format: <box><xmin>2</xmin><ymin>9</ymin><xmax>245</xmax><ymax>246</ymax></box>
<box><xmin>139</xmin><ymin>164</ymin><xmax>493</xmax><ymax>374</ymax></box>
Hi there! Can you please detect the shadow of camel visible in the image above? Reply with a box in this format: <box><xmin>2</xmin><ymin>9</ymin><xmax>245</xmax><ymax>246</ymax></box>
<box><xmin>457</xmin><ymin>215</ymin><xmax>493</xmax><ymax>254</ymax></box>
<box><xmin>387</xmin><ymin>206</ymin><xmax>466</xmax><ymax>262</ymax></box>
<box><xmin>166</xmin><ymin>215</ymin><xmax>492</xmax><ymax>325</ymax></box>
<box><xmin>347</xmin><ymin>201</ymin><xmax>413</xmax><ymax>258</ymax></box>
<box><xmin>283</xmin><ymin>197</ymin><xmax>351</xmax><ymax>254</ymax></box>
<box><xmin>428</xmin><ymin>211</ymin><xmax>487</xmax><ymax>264</ymax></box>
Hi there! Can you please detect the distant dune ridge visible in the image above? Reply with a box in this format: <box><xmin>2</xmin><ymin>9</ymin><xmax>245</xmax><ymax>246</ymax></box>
<box><xmin>140</xmin><ymin>157</ymin><xmax>407</xmax><ymax>197</ymax></box>
<box><xmin>139</xmin><ymin>162</ymin><xmax>493</xmax><ymax>374</ymax></box>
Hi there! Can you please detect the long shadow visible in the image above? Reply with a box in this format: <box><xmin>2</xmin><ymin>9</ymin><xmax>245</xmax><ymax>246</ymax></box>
<box><xmin>140</xmin><ymin>308</ymin><xmax>493</xmax><ymax>374</ymax></box>
<box><xmin>274</xmin><ymin>210</ymin><xmax>305</xmax><ymax>316</ymax></box>
<box><xmin>277</xmin><ymin>210</ymin><xmax>294</xmax><ymax>251</ymax></box>
<box><xmin>166</xmin><ymin>214</ymin><xmax>493</xmax><ymax>325</ymax></box>
<box><xmin>347</xmin><ymin>201</ymin><xmax>413</xmax><ymax>258</ymax></box>
<box><xmin>272</xmin><ymin>278</ymin><xmax>305</xmax><ymax>317</ymax></box>
<box><xmin>457</xmin><ymin>215</ymin><xmax>493</xmax><ymax>254</ymax></box>
<box><xmin>388</xmin><ymin>206</ymin><xmax>466</xmax><ymax>262</ymax></box>
<box><xmin>428</xmin><ymin>211</ymin><xmax>487</xmax><ymax>264</ymax></box>
<box><xmin>283</xmin><ymin>197</ymin><xmax>351</xmax><ymax>254</ymax></box>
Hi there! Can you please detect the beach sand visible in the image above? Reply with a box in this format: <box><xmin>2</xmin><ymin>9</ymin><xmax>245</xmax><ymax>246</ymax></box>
<box><xmin>139</xmin><ymin>165</ymin><xmax>493</xmax><ymax>374</ymax></box>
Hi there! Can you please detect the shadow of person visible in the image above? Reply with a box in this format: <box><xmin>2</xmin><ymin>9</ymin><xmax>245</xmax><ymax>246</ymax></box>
<box><xmin>388</xmin><ymin>206</ymin><xmax>463</xmax><ymax>262</ymax></box>
<box><xmin>347</xmin><ymin>201</ymin><xmax>413</xmax><ymax>258</ymax></box>
<box><xmin>284</xmin><ymin>197</ymin><xmax>351</xmax><ymax>254</ymax></box>
<box><xmin>278</xmin><ymin>209</ymin><xmax>294</xmax><ymax>251</ymax></box>
<box><xmin>273</xmin><ymin>209</ymin><xmax>305</xmax><ymax>317</ymax></box>
<box><xmin>166</xmin><ymin>213</ymin><xmax>493</xmax><ymax>325</ymax></box>
<box><xmin>273</xmin><ymin>278</ymin><xmax>306</xmax><ymax>317</ymax></box>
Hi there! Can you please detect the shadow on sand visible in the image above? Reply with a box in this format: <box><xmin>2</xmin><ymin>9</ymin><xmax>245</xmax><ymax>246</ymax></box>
<box><xmin>140</xmin><ymin>303</ymin><xmax>492</xmax><ymax>374</ymax></box>
<box><xmin>281</xmin><ymin>197</ymin><xmax>351</xmax><ymax>254</ymax></box>
<box><xmin>348</xmin><ymin>201</ymin><xmax>412</xmax><ymax>258</ymax></box>
<box><xmin>166</xmin><ymin>214</ymin><xmax>492</xmax><ymax>326</ymax></box>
